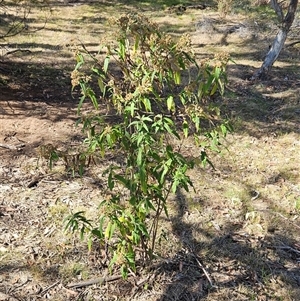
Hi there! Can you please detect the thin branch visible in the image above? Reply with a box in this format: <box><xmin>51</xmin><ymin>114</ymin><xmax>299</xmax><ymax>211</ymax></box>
<box><xmin>274</xmin><ymin>211</ymin><xmax>300</xmax><ymax>230</ymax></box>
<box><xmin>286</xmin><ymin>40</ymin><xmax>300</xmax><ymax>46</ymax></box>
<box><xmin>190</xmin><ymin>252</ymin><xmax>216</xmax><ymax>288</ymax></box>
<box><xmin>0</xmin><ymin>6</ymin><xmax>30</xmax><ymax>39</ymax></box>
<box><xmin>276</xmin><ymin>245</ymin><xmax>300</xmax><ymax>255</ymax></box>
<box><xmin>39</xmin><ymin>281</ymin><xmax>60</xmax><ymax>296</ymax></box>
<box><xmin>0</xmin><ymin>1</ymin><xmax>50</xmax><ymax>40</ymax></box>
<box><xmin>4</xmin><ymin>49</ymin><xmax>32</xmax><ymax>56</ymax></box>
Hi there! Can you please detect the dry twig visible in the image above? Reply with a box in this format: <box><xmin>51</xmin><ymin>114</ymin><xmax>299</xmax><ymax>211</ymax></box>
<box><xmin>39</xmin><ymin>281</ymin><xmax>60</xmax><ymax>296</ymax></box>
<box><xmin>190</xmin><ymin>252</ymin><xmax>215</xmax><ymax>288</ymax></box>
<box><xmin>276</xmin><ymin>245</ymin><xmax>300</xmax><ymax>256</ymax></box>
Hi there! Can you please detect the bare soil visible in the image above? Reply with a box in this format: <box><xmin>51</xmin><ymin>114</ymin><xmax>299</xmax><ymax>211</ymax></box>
<box><xmin>1</xmin><ymin>1</ymin><xmax>300</xmax><ymax>300</ymax></box>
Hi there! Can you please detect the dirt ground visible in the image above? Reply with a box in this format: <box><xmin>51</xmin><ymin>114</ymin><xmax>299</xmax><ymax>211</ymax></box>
<box><xmin>1</xmin><ymin>1</ymin><xmax>300</xmax><ymax>301</ymax></box>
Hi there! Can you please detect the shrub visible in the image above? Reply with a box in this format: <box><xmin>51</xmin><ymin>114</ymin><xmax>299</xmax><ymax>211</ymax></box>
<box><xmin>66</xmin><ymin>13</ymin><xmax>232</xmax><ymax>278</ymax></box>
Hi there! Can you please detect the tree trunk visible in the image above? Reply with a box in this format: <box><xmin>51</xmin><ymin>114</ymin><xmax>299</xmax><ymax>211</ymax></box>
<box><xmin>252</xmin><ymin>0</ymin><xmax>298</xmax><ymax>79</ymax></box>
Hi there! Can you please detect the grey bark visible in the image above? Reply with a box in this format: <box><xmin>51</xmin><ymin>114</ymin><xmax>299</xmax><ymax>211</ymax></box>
<box><xmin>252</xmin><ymin>0</ymin><xmax>298</xmax><ymax>79</ymax></box>
<box><xmin>271</xmin><ymin>0</ymin><xmax>284</xmax><ymax>21</ymax></box>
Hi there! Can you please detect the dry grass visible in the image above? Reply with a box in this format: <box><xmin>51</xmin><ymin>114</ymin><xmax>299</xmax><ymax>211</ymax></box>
<box><xmin>0</xmin><ymin>1</ymin><xmax>300</xmax><ymax>300</ymax></box>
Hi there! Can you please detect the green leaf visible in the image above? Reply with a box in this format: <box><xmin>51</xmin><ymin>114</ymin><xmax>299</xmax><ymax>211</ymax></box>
<box><xmin>142</xmin><ymin>97</ymin><xmax>152</xmax><ymax>112</ymax></box>
<box><xmin>166</xmin><ymin>145</ymin><xmax>173</xmax><ymax>156</ymax></box>
<box><xmin>88</xmin><ymin>88</ymin><xmax>99</xmax><ymax>110</ymax></box>
<box><xmin>125</xmin><ymin>251</ymin><xmax>135</xmax><ymax>266</ymax></box>
<box><xmin>132</xmin><ymin>231</ymin><xmax>140</xmax><ymax>244</ymax></box>
<box><xmin>179</xmin><ymin>93</ymin><xmax>186</xmax><ymax>105</ymax></box>
<box><xmin>78</xmin><ymin>163</ymin><xmax>84</xmax><ymax>176</ymax></box>
<box><xmin>106</xmin><ymin>133</ymin><xmax>112</xmax><ymax>146</ymax></box>
<box><xmin>183</xmin><ymin>120</ymin><xmax>189</xmax><ymax>138</ymax></box>
<box><xmin>137</xmin><ymin>148</ymin><xmax>143</xmax><ymax>166</ymax></box>
<box><xmin>167</xmin><ymin>95</ymin><xmax>175</xmax><ymax>112</ymax></box>
<box><xmin>87</xmin><ymin>236</ymin><xmax>93</xmax><ymax>251</ymax></box>
<box><xmin>118</xmin><ymin>40</ymin><xmax>126</xmax><ymax>60</ymax></box>
<box><xmin>145</xmin><ymin>198</ymin><xmax>155</xmax><ymax>211</ymax></box>
<box><xmin>115</xmin><ymin>174</ymin><xmax>130</xmax><ymax>189</ymax></box>
<box><xmin>105</xmin><ymin>221</ymin><xmax>116</xmax><ymax>240</ymax></box>
<box><xmin>149</xmin><ymin>151</ymin><xmax>160</xmax><ymax>162</ymax></box>
<box><xmin>160</xmin><ymin>158</ymin><xmax>172</xmax><ymax>184</ymax></box>
<box><xmin>220</xmin><ymin>124</ymin><xmax>228</xmax><ymax>136</ymax></box>
<box><xmin>109</xmin><ymin>252</ymin><xmax>119</xmax><ymax>270</ymax></box>
<box><xmin>139</xmin><ymin>165</ymin><xmax>147</xmax><ymax>193</ymax></box>
<box><xmin>120</xmin><ymin>264</ymin><xmax>128</xmax><ymax>279</ymax></box>
<box><xmin>80</xmin><ymin>226</ymin><xmax>85</xmax><ymax>240</ymax></box>
<box><xmin>200</xmin><ymin>150</ymin><xmax>215</xmax><ymax>169</ymax></box>
<box><xmin>133</xmin><ymin>35</ymin><xmax>140</xmax><ymax>53</ymax></box>
<box><xmin>226</xmin><ymin>122</ymin><xmax>234</xmax><ymax>133</ymax></box>
<box><xmin>75</xmin><ymin>53</ymin><xmax>84</xmax><ymax>70</ymax></box>
<box><xmin>171</xmin><ymin>179</ymin><xmax>179</xmax><ymax>193</ymax></box>
<box><xmin>98</xmin><ymin>77</ymin><xmax>105</xmax><ymax>93</ymax></box>
<box><xmin>163</xmin><ymin>119</ymin><xmax>176</xmax><ymax>137</ymax></box>
<box><xmin>210</xmin><ymin>83</ymin><xmax>218</xmax><ymax>95</ymax></box>
<box><xmin>91</xmin><ymin>229</ymin><xmax>102</xmax><ymax>239</ymax></box>
<box><xmin>108</xmin><ymin>169</ymin><xmax>114</xmax><ymax>190</ymax></box>
<box><xmin>178</xmin><ymin>56</ymin><xmax>185</xmax><ymax>69</ymax></box>
<box><xmin>77</xmin><ymin>94</ymin><xmax>86</xmax><ymax>114</ymax></box>
<box><xmin>103</xmin><ymin>56</ymin><xmax>110</xmax><ymax>74</ymax></box>
<box><xmin>125</xmin><ymin>102</ymin><xmax>137</xmax><ymax>117</ymax></box>
<box><xmin>174</xmin><ymin>71</ymin><xmax>181</xmax><ymax>84</ymax></box>
<box><xmin>193</xmin><ymin>115</ymin><xmax>200</xmax><ymax>132</ymax></box>
<box><xmin>214</xmin><ymin>66</ymin><xmax>221</xmax><ymax>78</ymax></box>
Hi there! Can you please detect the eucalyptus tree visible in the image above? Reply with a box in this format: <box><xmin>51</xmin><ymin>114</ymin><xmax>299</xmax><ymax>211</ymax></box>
<box><xmin>252</xmin><ymin>0</ymin><xmax>298</xmax><ymax>79</ymax></box>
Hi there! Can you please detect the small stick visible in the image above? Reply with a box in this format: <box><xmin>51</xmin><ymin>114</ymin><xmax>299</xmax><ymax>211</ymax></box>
<box><xmin>259</xmin><ymin>209</ymin><xmax>300</xmax><ymax>230</ymax></box>
<box><xmin>276</xmin><ymin>245</ymin><xmax>300</xmax><ymax>256</ymax></box>
<box><xmin>286</xmin><ymin>40</ymin><xmax>300</xmax><ymax>47</ymax></box>
<box><xmin>191</xmin><ymin>253</ymin><xmax>215</xmax><ymax>288</ymax></box>
<box><xmin>275</xmin><ymin>212</ymin><xmax>300</xmax><ymax>230</ymax></box>
<box><xmin>40</xmin><ymin>281</ymin><xmax>60</xmax><ymax>295</ymax></box>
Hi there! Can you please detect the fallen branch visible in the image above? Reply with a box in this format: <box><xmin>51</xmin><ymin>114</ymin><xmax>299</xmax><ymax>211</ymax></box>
<box><xmin>4</xmin><ymin>49</ymin><xmax>32</xmax><ymax>56</ymax></box>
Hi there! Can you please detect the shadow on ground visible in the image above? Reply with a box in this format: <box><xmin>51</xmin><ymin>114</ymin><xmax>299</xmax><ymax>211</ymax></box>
<box><xmin>155</xmin><ymin>189</ymin><xmax>300</xmax><ymax>300</ymax></box>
